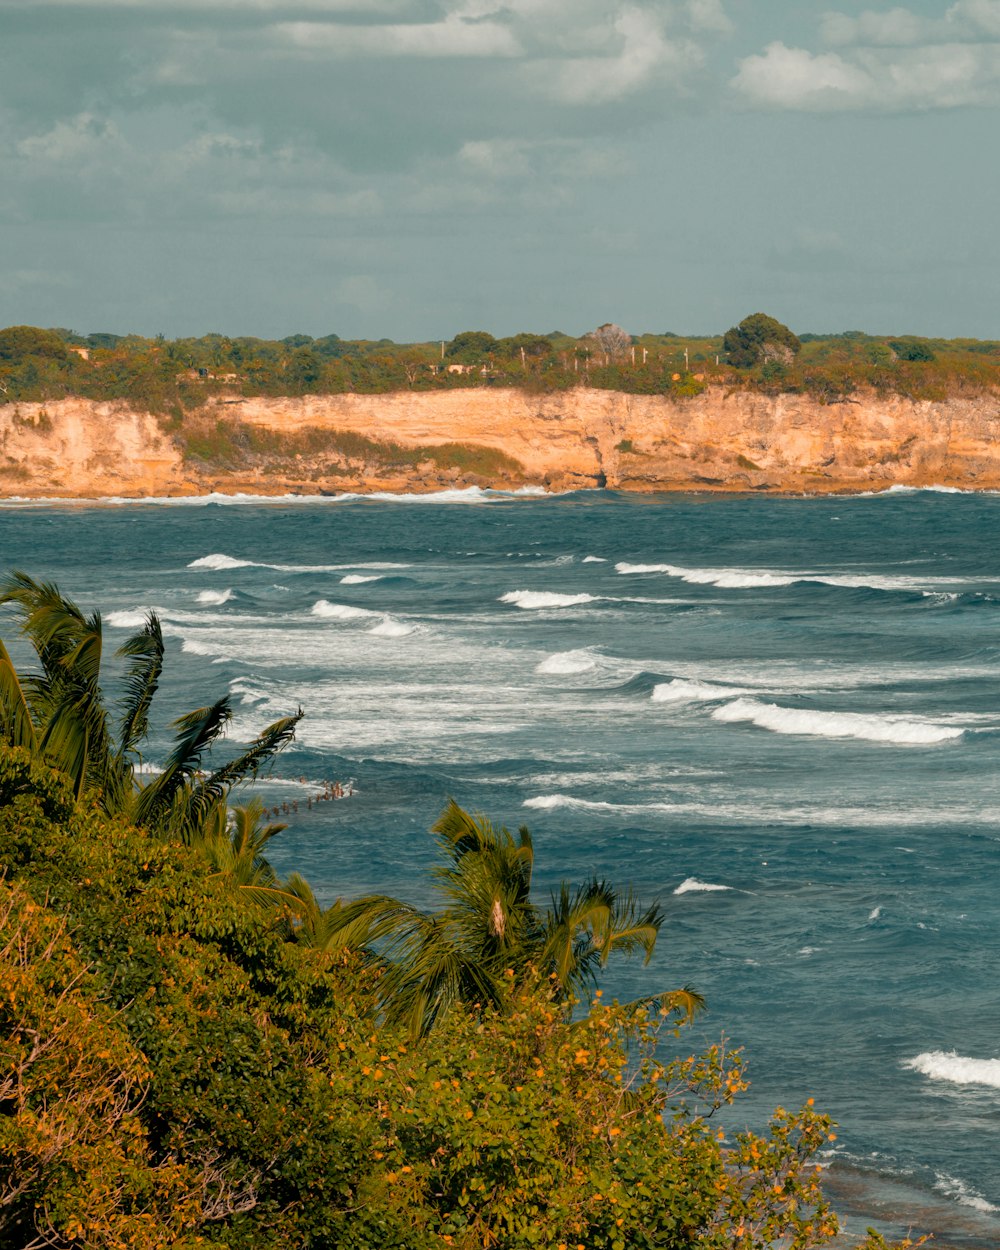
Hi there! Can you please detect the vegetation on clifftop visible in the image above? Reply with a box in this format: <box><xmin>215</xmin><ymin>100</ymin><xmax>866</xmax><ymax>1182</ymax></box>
<box><xmin>0</xmin><ymin>320</ymin><xmax>997</xmax><ymax>424</ymax></box>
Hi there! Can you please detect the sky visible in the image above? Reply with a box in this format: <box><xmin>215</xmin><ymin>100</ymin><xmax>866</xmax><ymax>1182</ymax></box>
<box><xmin>2</xmin><ymin>0</ymin><xmax>999</xmax><ymax>341</ymax></box>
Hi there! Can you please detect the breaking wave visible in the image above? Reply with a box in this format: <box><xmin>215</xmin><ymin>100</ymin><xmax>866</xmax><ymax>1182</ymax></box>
<box><xmin>196</xmin><ymin>588</ymin><xmax>234</xmax><ymax>605</ymax></box>
<box><xmin>536</xmin><ymin>650</ymin><xmax>598</xmax><ymax>674</ymax></box>
<box><xmin>500</xmin><ymin>590</ymin><xmax>598</xmax><ymax>609</ymax></box>
<box><xmin>310</xmin><ymin>600</ymin><xmax>374</xmax><ymax>621</ymax></box>
<box><xmin>904</xmin><ymin>1052</ymin><xmax>1000</xmax><ymax>1089</ymax></box>
<box><xmin>711</xmin><ymin>698</ymin><xmax>963</xmax><ymax>745</ymax></box>
<box><xmin>615</xmin><ymin>561</ymin><xmax>966</xmax><ymax>596</ymax></box>
<box><xmin>188</xmin><ymin>551</ymin><xmax>410</xmax><ymax>573</ymax></box>
<box><xmin>652</xmin><ymin>678</ymin><xmax>750</xmax><ymax>703</ymax></box>
<box><xmin>341</xmin><ymin>574</ymin><xmax>383</xmax><ymax>584</ymax></box>
<box><xmin>673</xmin><ymin>878</ymin><xmax>732</xmax><ymax>895</ymax></box>
<box><xmin>368</xmin><ymin>617</ymin><xmax>414</xmax><ymax>637</ymax></box>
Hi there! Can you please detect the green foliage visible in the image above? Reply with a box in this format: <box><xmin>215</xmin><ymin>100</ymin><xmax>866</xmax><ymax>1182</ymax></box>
<box><xmin>724</xmin><ymin>313</ymin><xmax>802</xmax><ymax>369</ymax></box>
<box><xmin>0</xmin><ymin>325</ymin><xmax>69</xmax><ymax>363</ymax></box>
<box><xmin>0</xmin><ymin>727</ymin><xmax>922</xmax><ymax>1250</ymax></box>
<box><xmin>0</xmin><ymin>323</ymin><xmax>992</xmax><ymax>415</ymax></box>
<box><xmin>445</xmin><ymin>330</ymin><xmax>497</xmax><ymax>361</ymax></box>
<box><xmin>179</xmin><ymin>418</ymin><xmax>524</xmax><ymax>482</ymax></box>
<box><xmin>0</xmin><ymin>572</ymin><xmax>301</xmax><ymax>839</ymax></box>
<box><xmin>889</xmin><ymin>339</ymin><xmax>936</xmax><ymax>362</ymax></box>
<box><xmin>327</xmin><ymin>801</ymin><xmax>697</xmax><ymax>1038</ymax></box>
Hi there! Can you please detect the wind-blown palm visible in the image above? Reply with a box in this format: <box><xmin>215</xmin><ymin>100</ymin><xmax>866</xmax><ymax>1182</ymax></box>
<box><xmin>0</xmin><ymin>572</ymin><xmax>301</xmax><ymax>844</ymax></box>
<box><xmin>330</xmin><ymin>800</ymin><xmax>701</xmax><ymax>1037</ymax></box>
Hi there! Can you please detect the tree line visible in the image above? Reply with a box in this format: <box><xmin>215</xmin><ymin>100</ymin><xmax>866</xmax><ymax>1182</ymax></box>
<box><xmin>1</xmin><ymin>317</ymin><xmax>996</xmax><ymax>416</ymax></box>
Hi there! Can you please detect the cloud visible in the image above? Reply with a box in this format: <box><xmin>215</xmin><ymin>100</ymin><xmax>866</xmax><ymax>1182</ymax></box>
<box><xmin>16</xmin><ymin>112</ymin><xmax>125</xmax><ymax>162</ymax></box>
<box><xmin>822</xmin><ymin>0</ymin><xmax>1000</xmax><ymax>46</ymax></box>
<box><xmin>275</xmin><ymin>14</ymin><xmax>522</xmax><ymax>58</ymax></box>
<box><xmin>735</xmin><ymin>21</ymin><xmax>1000</xmax><ymax>110</ymax></box>
<box><xmin>529</xmin><ymin>6</ymin><xmax>698</xmax><ymax>104</ymax></box>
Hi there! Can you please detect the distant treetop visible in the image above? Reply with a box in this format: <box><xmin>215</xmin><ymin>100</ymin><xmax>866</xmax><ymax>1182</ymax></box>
<box><xmin>723</xmin><ymin>313</ymin><xmax>802</xmax><ymax>368</ymax></box>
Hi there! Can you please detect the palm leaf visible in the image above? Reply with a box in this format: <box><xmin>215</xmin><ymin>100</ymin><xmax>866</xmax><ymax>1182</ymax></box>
<box><xmin>117</xmin><ymin>613</ymin><xmax>164</xmax><ymax>756</ymax></box>
<box><xmin>0</xmin><ymin>636</ymin><xmax>38</xmax><ymax>752</ymax></box>
<box><xmin>134</xmin><ymin>697</ymin><xmax>232</xmax><ymax>828</ymax></box>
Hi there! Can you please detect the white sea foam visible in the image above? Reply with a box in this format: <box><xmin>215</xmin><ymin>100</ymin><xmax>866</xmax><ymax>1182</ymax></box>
<box><xmin>2</xmin><ymin>486</ymin><xmax>564</xmax><ymax>509</ymax></box>
<box><xmin>310</xmin><ymin>600</ymin><xmax>374</xmax><ymax>620</ymax></box>
<box><xmin>868</xmin><ymin>906</ymin><xmax>882</xmax><ymax>921</ymax></box>
<box><xmin>711</xmin><ymin>698</ymin><xmax>963</xmax><ymax>745</ymax></box>
<box><xmin>616</xmin><ymin>561</ymin><xmax>796</xmax><ymax>588</ymax></box>
<box><xmin>368</xmin><ymin>617</ymin><xmax>414</xmax><ymax>637</ymax></box>
<box><xmin>536</xmin><ymin>650</ymin><xmax>598</xmax><ymax>674</ymax></box>
<box><xmin>614</xmin><ymin>560</ymin><xmax>971</xmax><ymax>596</ymax></box>
<box><xmin>189</xmin><ymin>553</ymin><xmax>251</xmax><ymax>570</ymax></box>
<box><xmin>106</xmin><ymin>609</ymin><xmax>150</xmax><ymax>628</ymax></box>
<box><xmin>652</xmin><ymin>678</ymin><xmax>750</xmax><ymax>703</ymax></box>
<box><xmin>181</xmin><ymin>638</ymin><xmax>223</xmax><ymax>656</ymax></box>
<box><xmin>188</xmin><ymin>551</ymin><xmax>410</xmax><ymax>574</ymax></box>
<box><xmin>341</xmin><ymin>574</ymin><xmax>383</xmax><ymax>584</ymax></box>
<box><xmin>500</xmin><ymin>590</ymin><xmax>597</xmax><ymax>609</ymax></box>
<box><xmin>904</xmin><ymin>1051</ymin><xmax>1000</xmax><ymax>1089</ymax></box>
<box><xmin>933</xmin><ymin>1172</ymin><xmax>1000</xmax><ymax>1214</ymax></box>
<box><xmin>673</xmin><ymin>878</ymin><xmax>732</xmax><ymax>895</ymax></box>
<box><xmin>196</xmin><ymin>588</ymin><xmax>234</xmax><ymax>605</ymax></box>
<box><xmin>582</xmin><ymin>555</ymin><xmax>606</xmax><ymax>563</ymax></box>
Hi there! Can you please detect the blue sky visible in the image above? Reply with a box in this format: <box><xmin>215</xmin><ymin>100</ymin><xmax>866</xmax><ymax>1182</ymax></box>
<box><xmin>2</xmin><ymin>0</ymin><xmax>998</xmax><ymax>340</ymax></box>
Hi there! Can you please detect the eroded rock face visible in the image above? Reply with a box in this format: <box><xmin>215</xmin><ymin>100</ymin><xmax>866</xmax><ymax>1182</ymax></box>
<box><xmin>2</xmin><ymin>387</ymin><xmax>999</xmax><ymax>498</ymax></box>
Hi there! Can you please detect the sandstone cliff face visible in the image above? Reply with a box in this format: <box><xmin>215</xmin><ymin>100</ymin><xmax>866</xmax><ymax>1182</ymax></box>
<box><xmin>2</xmin><ymin>387</ymin><xmax>1000</xmax><ymax>498</ymax></box>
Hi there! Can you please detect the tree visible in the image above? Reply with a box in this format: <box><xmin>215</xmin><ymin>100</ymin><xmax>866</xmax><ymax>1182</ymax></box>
<box><xmin>723</xmin><ymin>313</ymin><xmax>802</xmax><ymax>368</ymax></box>
<box><xmin>329</xmin><ymin>800</ymin><xmax>701</xmax><ymax>1037</ymax></box>
<box><xmin>584</xmin><ymin>323</ymin><xmax>632</xmax><ymax>361</ymax></box>
<box><xmin>889</xmin><ymin>338</ymin><xmax>936</xmax><ymax>362</ymax></box>
<box><xmin>0</xmin><ymin>573</ymin><xmax>301</xmax><ymax>845</ymax></box>
<box><xmin>0</xmin><ymin>325</ymin><xmax>69</xmax><ymax>364</ymax></box>
<box><xmin>445</xmin><ymin>330</ymin><xmax>496</xmax><ymax>361</ymax></box>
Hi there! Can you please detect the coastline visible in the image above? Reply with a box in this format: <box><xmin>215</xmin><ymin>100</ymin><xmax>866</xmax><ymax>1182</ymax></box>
<box><xmin>3</xmin><ymin>385</ymin><xmax>1000</xmax><ymax>500</ymax></box>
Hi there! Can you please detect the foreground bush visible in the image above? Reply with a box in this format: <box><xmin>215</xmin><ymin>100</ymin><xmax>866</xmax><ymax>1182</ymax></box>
<box><xmin>0</xmin><ymin>746</ymin><xmax>921</xmax><ymax>1248</ymax></box>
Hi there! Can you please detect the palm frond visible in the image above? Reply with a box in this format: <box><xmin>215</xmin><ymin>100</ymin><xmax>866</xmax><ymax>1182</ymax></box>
<box><xmin>0</xmin><ymin>636</ymin><xmax>38</xmax><ymax>753</ymax></box>
<box><xmin>134</xmin><ymin>697</ymin><xmax>232</xmax><ymax>829</ymax></box>
<box><xmin>193</xmin><ymin>711</ymin><xmax>303</xmax><ymax>808</ymax></box>
<box><xmin>117</xmin><ymin>613</ymin><xmax>164</xmax><ymax>756</ymax></box>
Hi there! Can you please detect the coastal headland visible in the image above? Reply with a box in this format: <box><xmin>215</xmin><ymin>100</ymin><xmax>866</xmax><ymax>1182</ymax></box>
<box><xmin>2</xmin><ymin>385</ymin><xmax>1000</xmax><ymax>498</ymax></box>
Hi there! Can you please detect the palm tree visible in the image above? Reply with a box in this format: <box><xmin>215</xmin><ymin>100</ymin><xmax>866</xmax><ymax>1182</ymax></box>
<box><xmin>328</xmin><ymin>800</ymin><xmax>702</xmax><ymax>1037</ymax></box>
<box><xmin>0</xmin><ymin>572</ymin><xmax>301</xmax><ymax>845</ymax></box>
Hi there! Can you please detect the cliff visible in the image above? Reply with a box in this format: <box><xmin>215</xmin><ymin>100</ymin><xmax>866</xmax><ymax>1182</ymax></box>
<box><xmin>2</xmin><ymin>386</ymin><xmax>1000</xmax><ymax>498</ymax></box>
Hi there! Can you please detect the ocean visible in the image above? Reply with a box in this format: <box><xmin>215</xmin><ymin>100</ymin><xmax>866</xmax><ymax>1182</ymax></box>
<box><xmin>2</xmin><ymin>486</ymin><xmax>999</xmax><ymax>1247</ymax></box>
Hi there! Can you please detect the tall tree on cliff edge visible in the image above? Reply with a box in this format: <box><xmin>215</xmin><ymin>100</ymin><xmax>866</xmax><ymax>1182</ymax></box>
<box><xmin>723</xmin><ymin>313</ymin><xmax>802</xmax><ymax>367</ymax></box>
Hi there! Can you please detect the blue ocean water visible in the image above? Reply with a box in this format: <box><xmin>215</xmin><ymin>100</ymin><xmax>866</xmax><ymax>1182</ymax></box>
<box><xmin>2</xmin><ymin>486</ymin><xmax>999</xmax><ymax>1246</ymax></box>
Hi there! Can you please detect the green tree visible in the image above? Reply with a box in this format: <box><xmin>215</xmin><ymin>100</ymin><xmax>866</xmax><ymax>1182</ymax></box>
<box><xmin>330</xmin><ymin>800</ymin><xmax>700</xmax><ymax>1037</ymax></box>
<box><xmin>445</xmin><ymin>330</ymin><xmax>497</xmax><ymax>361</ymax></box>
<box><xmin>0</xmin><ymin>572</ymin><xmax>301</xmax><ymax>844</ymax></box>
<box><xmin>0</xmin><ymin>325</ymin><xmax>69</xmax><ymax>364</ymax></box>
<box><xmin>889</xmin><ymin>338</ymin><xmax>936</xmax><ymax>362</ymax></box>
<box><xmin>723</xmin><ymin>313</ymin><xmax>802</xmax><ymax>368</ymax></box>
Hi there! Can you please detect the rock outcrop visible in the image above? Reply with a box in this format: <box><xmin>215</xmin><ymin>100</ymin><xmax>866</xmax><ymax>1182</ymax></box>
<box><xmin>2</xmin><ymin>387</ymin><xmax>1000</xmax><ymax>498</ymax></box>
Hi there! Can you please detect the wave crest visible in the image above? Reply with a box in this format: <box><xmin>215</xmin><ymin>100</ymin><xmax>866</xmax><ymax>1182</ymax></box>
<box><xmin>905</xmin><ymin>1051</ymin><xmax>1000</xmax><ymax>1089</ymax></box>
<box><xmin>500</xmin><ymin>590</ymin><xmax>597</xmax><ymax>610</ymax></box>
<box><xmin>673</xmin><ymin>878</ymin><xmax>732</xmax><ymax>895</ymax></box>
<box><xmin>711</xmin><ymin>698</ymin><xmax>963</xmax><ymax>745</ymax></box>
<box><xmin>537</xmin><ymin>650</ymin><xmax>597</xmax><ymax>674</ymax></box>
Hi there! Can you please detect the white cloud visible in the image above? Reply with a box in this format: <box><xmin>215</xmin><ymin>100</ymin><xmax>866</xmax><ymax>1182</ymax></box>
<box><xmin>735</xmin><ymin>31</ymin><xmax>1000</xmax><ymax>110</ymax></box>
<box><xmin>532</xmin><ymin>6</ymin><xmax>695</xmax><ymax>104</ymax></box>
<box><xmin>686</xmin><ymin>0</ymin><xmax>732</xmax><ymax>34</ymax></box>
<box><xmin>17</xmin><ymin>112</ymin><xmax>125</xmax><ymax>162</ymax></box>
<box><xmin>821</xmin><ymin>0</ymin><xmax>1000</xmax><ymax>45</ymax></box>
<box><xmin>276</xmin><ymin>14</ymin><xmax>522</xmax><ymax>58</ymax></box>
<box><xmin>732</xmin><ymin>42</ymin><xmax>872</xmax><ymax>109</ymax></box>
